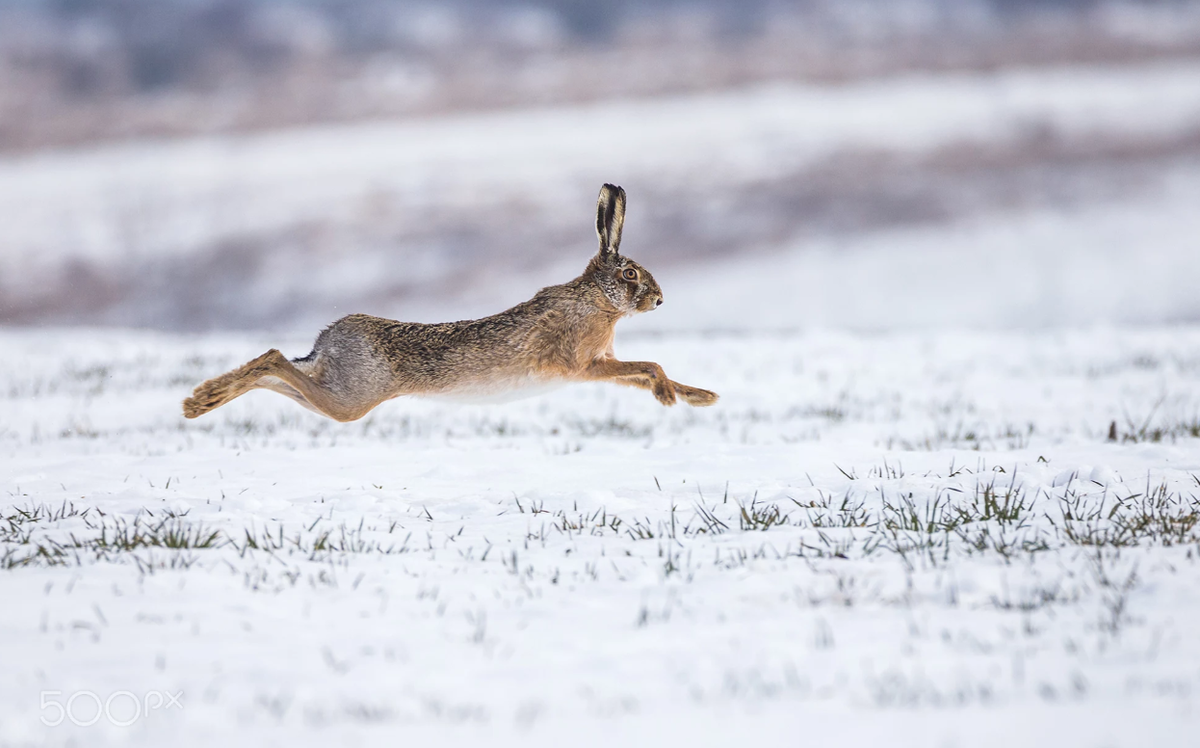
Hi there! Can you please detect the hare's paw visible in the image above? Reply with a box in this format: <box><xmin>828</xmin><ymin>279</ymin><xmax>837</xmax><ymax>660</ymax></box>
<box><xmin>652</xmin><ymin>378</ymin><xmax>677</xmax><ymax>406</ymax></box>
<box><xmin>182</xmin><ymin>381</ymin><xmax>223</xmax><ymax>418</ymax></box>
<box><xmin>181</xmin><ymin>396</ymin><xmax>208</xmax><ymax>419</ymax></box>
<box><xmin>676</xmin><ymin>384</ymin><xmax>718</xmax><ymax>407</ymax></box>
<box><xmin>182</xmin><ymin>374</ymin><xmax>237</xmax><ymax>418</ymax></box>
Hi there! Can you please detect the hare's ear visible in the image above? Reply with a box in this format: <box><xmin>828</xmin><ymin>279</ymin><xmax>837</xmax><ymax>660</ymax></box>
<box><xmin>595</xmin><ymin>183</ymin><xmax>626</xmax><ymax>260</ymax></box>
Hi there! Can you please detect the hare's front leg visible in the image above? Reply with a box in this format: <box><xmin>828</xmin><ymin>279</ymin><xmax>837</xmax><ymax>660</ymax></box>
<box><xmin>584</xmin><ymin>358</ymin><xmax>677</xmax><ymax>405</ymax></box>
<box><xmin>612</xmin><ymin>375</ymin><xmax>718</xmax><ymax>407</ymax></box>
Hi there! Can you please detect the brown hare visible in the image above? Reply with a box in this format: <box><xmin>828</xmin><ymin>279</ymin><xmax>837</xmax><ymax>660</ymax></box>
<box><xmin>182</xmin><ymin>184</ymin><xmax>718</xmax><ymax>422</ymax></box>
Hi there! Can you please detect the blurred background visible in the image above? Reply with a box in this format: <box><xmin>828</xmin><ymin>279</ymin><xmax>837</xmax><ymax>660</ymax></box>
<box><xmin>1</xmin><ymin>0</ymin><xmax>1199</xmax><ymax>333</ymax></box>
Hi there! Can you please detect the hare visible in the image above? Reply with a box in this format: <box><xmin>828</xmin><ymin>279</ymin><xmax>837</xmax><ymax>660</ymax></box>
<box><xmin>182</xmin><ymin>184</ymin><xmax>718</xmax><ymax>422</ymax></box>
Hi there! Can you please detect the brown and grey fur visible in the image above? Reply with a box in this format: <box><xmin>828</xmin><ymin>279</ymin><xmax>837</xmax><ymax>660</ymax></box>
<box><xmin>182</xmin><ymin>184</ymin><xmax>718</xmax><ymax>422</ymax></box>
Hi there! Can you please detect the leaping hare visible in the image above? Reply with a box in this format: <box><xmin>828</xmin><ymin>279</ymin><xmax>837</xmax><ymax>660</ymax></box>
<box><xmin>182</xmin><ymin>184</ymin><xmax>718</xmax><ymax>422</ymax></box>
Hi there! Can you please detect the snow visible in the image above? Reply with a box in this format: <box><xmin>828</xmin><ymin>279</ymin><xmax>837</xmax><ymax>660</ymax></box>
<box><xmin>3</xmin><ymin>53</ymin><xmax>1200</xmax><ymax>747</ymax></box>
<box><xmin>3</xmin><ymin>323</ymin><xmax>1200</xmax><ymax>746</ymax></box>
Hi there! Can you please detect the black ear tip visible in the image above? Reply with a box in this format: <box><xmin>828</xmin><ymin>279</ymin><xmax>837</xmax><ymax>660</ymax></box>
<box><xmin>600</xmin><ymin>183</ymin><xmax>624</xmax><ymax>198</ymax></box>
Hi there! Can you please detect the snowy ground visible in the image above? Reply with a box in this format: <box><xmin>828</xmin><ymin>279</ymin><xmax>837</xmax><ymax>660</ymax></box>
<box><xmin>3</xmin><ymin>51</ymin><xmax>1200</xmax><ymax>748</ymax></box>
<box><xmin>2</xmin><ymin>323</ymin><xmax>1200</xmax><ymax>746</ymax></box>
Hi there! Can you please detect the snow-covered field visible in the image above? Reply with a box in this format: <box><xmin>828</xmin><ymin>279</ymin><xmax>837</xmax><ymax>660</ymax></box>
<box><xmin>3</xmin><ymin>322</ymin><xmax>1200</xmax><ymax>746</ymax></box>
<box><xmin>3</xmin><ymin>49</ymin><xmax>1200</xmax><ymax>747</ymax></box>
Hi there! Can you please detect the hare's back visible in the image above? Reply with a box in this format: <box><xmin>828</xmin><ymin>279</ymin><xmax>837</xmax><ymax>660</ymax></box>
<box><xmin>310</xmin><ymin>313</ymin><xmax>540</xmax><ymax>395</ymax></box>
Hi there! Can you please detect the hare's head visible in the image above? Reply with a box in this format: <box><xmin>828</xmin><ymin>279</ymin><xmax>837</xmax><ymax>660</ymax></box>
<box><xmin>587</xmin><ymin>184</ymin><xmax>664</xmax><ymax>315</ymax></box>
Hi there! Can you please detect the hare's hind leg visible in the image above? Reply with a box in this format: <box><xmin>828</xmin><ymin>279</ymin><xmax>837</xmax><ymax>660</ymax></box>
<box><xmin>183</xmin><ymin>350</ymin><xmax>284</xmax><ymax>418</ymax></box>
<box><xmin>182</xmin><ymin>349</ymin><xmax>380</xmax><ymax>422</ymax></box>
<box><xmin>248</xmin><ymin>352</ymin><xmax>381</xmax><ymax>422</ymax></box>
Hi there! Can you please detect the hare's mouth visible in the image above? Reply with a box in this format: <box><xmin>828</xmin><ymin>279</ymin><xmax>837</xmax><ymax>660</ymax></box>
<box><xmin>637</xmin><ymin>294</ymin><xmax>663</xmax><ymax>313</ymax></box>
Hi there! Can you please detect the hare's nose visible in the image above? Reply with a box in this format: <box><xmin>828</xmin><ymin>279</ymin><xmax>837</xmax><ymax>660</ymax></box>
<box><xmin>655</xmin><ymin>297</ymin><xmax>663</xmax><ymax>307</ymax></box>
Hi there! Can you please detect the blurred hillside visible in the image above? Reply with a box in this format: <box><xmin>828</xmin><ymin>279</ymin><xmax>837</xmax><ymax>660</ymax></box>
<box><xmin>1</xmin><ymin>0</ymin><xmax>1199</xmax><ymax>332</ymax></box>
<box><xmin>4</xmin><ymin>0</ymin><xmax>1200</xmax><ymax>151</ymax></box>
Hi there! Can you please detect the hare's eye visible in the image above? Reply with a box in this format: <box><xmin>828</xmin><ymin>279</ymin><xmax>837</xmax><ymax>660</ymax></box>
<box><xmin>622</xmin><ymin>268</ymin><xmax>637</xmax><ymax>281</ymax></box>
